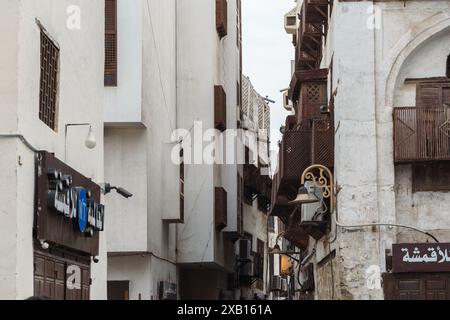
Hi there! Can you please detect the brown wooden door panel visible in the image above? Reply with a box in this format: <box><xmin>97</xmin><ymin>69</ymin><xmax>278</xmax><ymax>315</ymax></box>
<box><xmin>107</xmin><ymin>281</ymin><xmax>130</xmax><ymax>300</ymax></box>
<box><xmin>34</xmin><ymin>250</ymin><xmax>91</xmax><ymax>300</ymax></box>
<box><xmin>384</xmin><ymin>273</ymin><xmax>450</xmax><ymax>300</ymax></box>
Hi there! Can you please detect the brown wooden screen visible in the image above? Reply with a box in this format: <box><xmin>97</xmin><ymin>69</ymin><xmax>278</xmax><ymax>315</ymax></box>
<box><xmin>393</xmin><ymin>106</ymin><xmax>450</xmax><ymax>162</ymax></box>
<box><xmin>214</xmin><ymin>85</ymin><xmax>227</xmax><ymax>131</ymax></box>
<box><xmin>39</xmin><ymin>30</ymin><xmax>59</xmax><ymax>130</ymax></box>
<box><xmin>105</xmin><ymin>0</ymin><xmax>117</xmax><ymax>86</ymax></box>
<box><xmin>215</xmin><ymin>187</ymin><xmax>228</xmax><ymax>230</ymax></box>
<box><xmin>216</xmin><ymin>0</ymin><xmax>228</xmax><ymax>39</ymax></box>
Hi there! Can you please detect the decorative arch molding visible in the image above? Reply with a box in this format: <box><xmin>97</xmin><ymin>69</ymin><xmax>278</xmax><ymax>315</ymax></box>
<box><xmin>384</xmin><ymin>10</ymin><xmax>450</xmax><ymax>106</ymax></box>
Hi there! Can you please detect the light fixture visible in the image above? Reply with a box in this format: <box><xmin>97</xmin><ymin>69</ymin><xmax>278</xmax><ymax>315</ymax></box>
<box><xmin>103</xmin><ymin>183</ymin><xmax>133</xmax><ymax>199</ymax></box>
<box><xmin>40</xmin><ymin>240</ymin><xmax>49</xmax><ymax>250</ymax></box>
<box><xmin>289</xmin><ymin>185</ymin><xmax>319</xmax><ymax>206</ymax></box>
<box><xmin>64</xmin><ymin>123</ymin><xmax>97</xmax><ymax>160</ymax></box>
<box><xmin>271</xmin><ymin>244</ymin><xmax>281</xmax><ymax>254</ymax></box>
<box><xmin>85</xmin><ymin>126</ymin><xmax>97</xmax><ymax>149</ymax></box>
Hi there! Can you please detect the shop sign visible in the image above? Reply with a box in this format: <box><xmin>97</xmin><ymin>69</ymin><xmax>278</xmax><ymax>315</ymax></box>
<box><xmin>393</xmin><ymin>243</ymin><xmax>450</xmax><ymax>273</ymax></box>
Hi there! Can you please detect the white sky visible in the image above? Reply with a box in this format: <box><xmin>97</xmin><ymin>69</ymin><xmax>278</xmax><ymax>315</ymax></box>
<box><xmin>242</xmin><ymin>0</ymin><xmax>295</xmax><ymax>151</ymax></box>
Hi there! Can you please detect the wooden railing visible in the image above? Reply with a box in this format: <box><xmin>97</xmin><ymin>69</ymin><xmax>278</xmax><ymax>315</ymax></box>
<box><xmin>394</xmin><ymin>106</ymin><xmax>450</xmax><ymax>163</ymax></box>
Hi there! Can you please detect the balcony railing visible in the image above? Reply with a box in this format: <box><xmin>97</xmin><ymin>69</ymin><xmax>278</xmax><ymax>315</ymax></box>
<box><xmin>270</xmin><ymin>118</ymin><xmax>334</xmax><ymax>218</ymax></box>
<box><xmin>293</xmin><ymin>1</ymin><xmax>328</xmax><ymax>73</ymax></box>
<box><xmin>394</xmin><ymin>106</ymin><xmax>450</xmax><ymax>163</ymax></box>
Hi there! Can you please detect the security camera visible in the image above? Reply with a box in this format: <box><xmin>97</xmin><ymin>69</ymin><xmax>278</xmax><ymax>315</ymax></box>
<box><xmin>103</xmin><ymin>183</ymin><xmax>133</xmax><ymax>199</ymax></box>
<box><xmin>116</xmin><ymin>187</ymin><xmax>133</xmax><ymax>199</ymax></box>
<box><xmin>92</xmin><ymin>256</ymin><xmax>99</xmax><ymax>264</ymax></box>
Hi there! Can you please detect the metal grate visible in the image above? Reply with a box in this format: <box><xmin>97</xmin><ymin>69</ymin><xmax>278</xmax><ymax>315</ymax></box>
<box><xmin>39</xmin><ymin>30</ymin><xmax>59</xmax><ymax>130</ymax></box>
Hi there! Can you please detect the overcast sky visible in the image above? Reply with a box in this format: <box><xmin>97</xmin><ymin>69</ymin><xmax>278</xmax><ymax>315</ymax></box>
<box><xmin>242</xmin><ymin>0</ymin><xmax>295</xmax><ymax>152</ymax></box>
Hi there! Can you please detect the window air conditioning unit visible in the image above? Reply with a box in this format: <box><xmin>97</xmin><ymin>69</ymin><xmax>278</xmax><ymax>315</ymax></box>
<box><xmin>158</xmin><ymin>281</ymin><xmax>177</xmax><ymax>300</ymax></box>
<box><xmin>220</xmin><ymin>290</ymin><xmax>235</xmax><ymax>300</ymax></box>
<box><xmin>301</xmin><ymin>181</ymin><xmax>325</xmax><ymax>222</ymax></box>
<box><xmin>281</xmin><ymin>278</ymin><xmax>288</xmax><ymax>292</ymax></box>
<box><xmin>270</xmin><ymin>275</ymin><xmax>282</xmax><ymax>291</ymax></box>
<box><xmin>240</xmin><ymin>256</ymin><xmax>254</xmax><ymax>277</ymax></box>
<box><xmin>284</xmin><ymin>7</ymin><xmax>298</xmax><ymax>35</ymax></box>
<box><xmin>238</xmin><ymin>239</ymin><xmax>252</xmax><ymax>261</ymax></box>
<box><xmin>283</xmin><ymin>91</ymin><xmax>293</xmax><ymax>111</ymax></box>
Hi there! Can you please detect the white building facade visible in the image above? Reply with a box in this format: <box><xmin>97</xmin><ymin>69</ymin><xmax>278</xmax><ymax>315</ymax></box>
<box><xmin>104</xmin><ymin>0</ymin><xmax>245</xmax><ymax>300</ymax></box>
<box><xmin>0</xmin><ymin>0</ymin><xmax>106</xmax><ymax>299</ymax></box>
<box><xmin>273</xmin><ymin>0</ymin><xmax>450</xmax><ymax>300</ymax></box>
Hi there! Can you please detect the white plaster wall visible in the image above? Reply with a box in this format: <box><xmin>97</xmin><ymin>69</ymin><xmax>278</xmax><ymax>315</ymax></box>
<box><xmin>392</xmin><ymin>28</ymin><xmax>450</xmax><ymax>241</ymax></box>
<box><xmin>316</xmin><ymin>0</ymin><xmax>450</xmax><ymax>300</ymax></box>
<box><xmin>176</xmin><ymin>0</ymin><xmax>231</xmax><ymax>265</ymax></box>
<box><xmin>104</xmin><ymin>0</ymin><xmax>143</xmax><ymax>125</ymax></box>
<box><xmin>0</xmin><ymin>0</ymin><xmax>20</xmax><ymax>299</ymax></box>
<box><xmin>243</xmin><ymin>202</ymin><xmax>268</xmax><ymax>293</ymax></box>
<box><xmin>104</xmin><ymin>0</ymin><xmax>178</xmax><ymax>288</ymax></box>
<box><xmin>0</xmin><ymin>0</ymin><xmax>106</xmax><ymax>299</ymax></box>
<box><xmin>104</xmin><ymin>128</ymin><xmax>148</xmax><ymax>252</ymax></box>
<box><xmin>108</xmin><ymin>254</ymin><xmax>177</xmax><ymax>300</ymax></box>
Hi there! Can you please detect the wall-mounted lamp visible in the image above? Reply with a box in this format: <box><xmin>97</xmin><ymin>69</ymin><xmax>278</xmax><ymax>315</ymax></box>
<box><xmin>64</xmin><ymin>123</ymin><xmax>97</xmax><ymax>160</ymax></box>
<box><xmin>39</xmin><ymin>240</ymin><xmax>50</xmax><ymax>250</ymax></box>
<box><xmin>289</xmin><ymin>182</ymin><xmax>320</xmax><ymax>206</ymax></box>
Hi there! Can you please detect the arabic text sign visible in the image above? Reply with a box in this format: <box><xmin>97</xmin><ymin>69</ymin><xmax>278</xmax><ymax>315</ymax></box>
<box><xmin>393</xmin><ymin>243</ymin><xmax>450</xmax><ymax>273</ymax></box>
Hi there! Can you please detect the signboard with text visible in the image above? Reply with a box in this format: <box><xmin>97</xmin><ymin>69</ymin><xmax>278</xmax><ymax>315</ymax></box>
<box><xmin>35</xmin><ymin>151</ymin><xmax>103</xmax><ymax>256</ymax></box>
<box><xmin>393</xmin><ymin>243</ymin><xmax>450</xmax><ymax>273</ymax></box>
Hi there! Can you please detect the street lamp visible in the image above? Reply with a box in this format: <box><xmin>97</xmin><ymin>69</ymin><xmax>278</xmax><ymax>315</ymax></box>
<box><xmin>269</xmin><ymin>231</ymin><xmax>301</xmax><ymax>263</ymax></box>
<box><xmin>289</xmin><ymin>164</ymin><xmax>334</xmax><ymax>213</ymax></box>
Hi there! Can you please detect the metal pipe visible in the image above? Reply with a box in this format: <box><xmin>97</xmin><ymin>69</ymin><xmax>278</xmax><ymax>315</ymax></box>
<box><xmin>335</xmin><ymin>220</ymin><xmax>439</xmax><ymax>243</ymax></box>
<box><xmin>0</xmin><ymin>133</ymin><xmax>39</xmax><ymax>152</ymax></box>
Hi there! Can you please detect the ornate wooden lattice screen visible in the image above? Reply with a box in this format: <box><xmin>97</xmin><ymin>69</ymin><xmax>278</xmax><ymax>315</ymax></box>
<box><xmin>271</xmin><ymin>118</ymin><xmax>334</xmax><ymax>218</ymax></box>
<box><xmin>39</xmin><ymin>30</ymin><xmax>59</xmax><ymax>130</ymax></box>
<box><xmin>105</xmin><ymin>0</ymin><xmax>117</xmax><ymax>86</ymax></box>
<box><xmin>393</xmin><ymin>106</ymin><xmax>450</xmax><ymax>162</ymax></box>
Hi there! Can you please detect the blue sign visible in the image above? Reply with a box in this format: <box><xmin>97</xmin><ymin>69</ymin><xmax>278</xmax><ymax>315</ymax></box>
<box><xmin>47</xmin><ymin>169</ymin><xmax>105</xmax><ymax>234</ymax></box>
<box><xmin>77</xmin><ymin>188</ymin><xmax>88</xmax><ymax>232</ymax></box>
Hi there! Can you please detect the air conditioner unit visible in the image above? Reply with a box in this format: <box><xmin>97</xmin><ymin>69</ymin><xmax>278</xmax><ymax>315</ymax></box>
<box><xmin>240</xmin><ymin>256</ymin><xmax>254</xmax><ymax>277</ymax></box>
<box><xmin>284</xmin><ymin>7</ymin><xmax>298</xmax><ymax>35</ymax></box>
<box><xmin>238</xmin><ymin>239</ymin><xmax>252</xmax><ymax>261</ymax></box>
<box><xmin>281</xmin><ymin>278</ymin><xmax>288</xmax><ymax>292</ymax></box>
<box><xmin>220</xmin><ymin>290</ymin><xmax>235</xmax><ymax>300</ymax></box>
<box><xmin>270</xmin><ymin>275</ymin><xmax>282</xmax><ymax>291</ymax></box>
<box><xmin>301</xmin><ymin>182</ymin><xmax>325</xmax><ymax>222</ymax></box>
<box><xmin>283</xmin><ymin>91</ymin><xmax>293</xmax><ymax>111</ymax></box>
<box><xmin>158</xmin><ymin>281</ymin><xmax>177</xmax><ymax>300</ymax></box>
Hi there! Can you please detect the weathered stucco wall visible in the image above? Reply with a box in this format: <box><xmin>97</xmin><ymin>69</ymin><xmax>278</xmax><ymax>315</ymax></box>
<box><xmin>313</xmin><ymin>0</ymin><xmax>450</xmax><ymax>300</ymax></box>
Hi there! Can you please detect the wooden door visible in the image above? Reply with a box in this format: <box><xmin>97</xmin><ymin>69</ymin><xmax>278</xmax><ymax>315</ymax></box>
<box><xmin>107</xmin><ymin>281</ymin><xmax>130</xmax><ymax>300</ymax></box>
<box><xmin>383</xmin><ymin>273</ymin><xmax>450</xmax><ymax>300</ymax></box>
<box><xmin>34</xmin><ymin>250</ymin><xmax>91</xmax><ymax>300</ymax></box>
